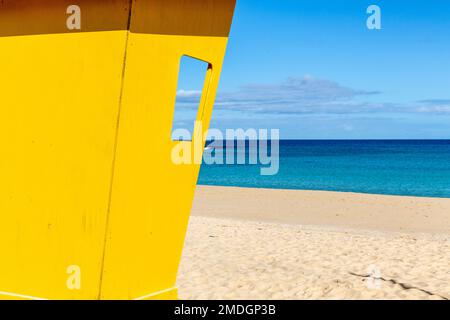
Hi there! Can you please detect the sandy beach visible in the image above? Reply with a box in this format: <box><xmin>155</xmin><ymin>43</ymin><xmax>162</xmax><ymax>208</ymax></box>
<box><xmin>177</xmin><ymin>186</ymin><xmax>450</xmax><ymax>300</ymax></box>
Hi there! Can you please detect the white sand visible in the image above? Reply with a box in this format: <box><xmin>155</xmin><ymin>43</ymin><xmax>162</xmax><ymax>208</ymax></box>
<box><xmin>177</xmin><ymin>186</ymin><xmax>450</xmax><ymax>300</ymax></box>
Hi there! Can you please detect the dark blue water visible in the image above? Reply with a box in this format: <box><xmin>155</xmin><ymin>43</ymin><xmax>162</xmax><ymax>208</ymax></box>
<box><xmin>198</xmin><ymin>140</ymin><xmax>450</xmax><ymax>198</ymax></box>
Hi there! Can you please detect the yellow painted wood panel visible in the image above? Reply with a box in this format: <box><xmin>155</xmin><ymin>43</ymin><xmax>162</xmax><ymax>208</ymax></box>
<box><xmin>100</xmin><ymin>33</ymin><xmax>229</xmax><ymax>299</ymax></box>
<box><xmin>0</xmin><ymin>31</ymin><xmax>128</xmax><ymax>299</ymax></box>
<box><xmin>0</xmin><ymin>0</ymin><xmax>236</xmax><ymax>299</ymax></box>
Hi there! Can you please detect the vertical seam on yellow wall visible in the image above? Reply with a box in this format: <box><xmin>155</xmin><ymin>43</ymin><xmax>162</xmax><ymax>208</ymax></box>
<box><xmin>97</xmin><ymin>0</ymin><xmax>134</xmax><ymax>300</ymax></box>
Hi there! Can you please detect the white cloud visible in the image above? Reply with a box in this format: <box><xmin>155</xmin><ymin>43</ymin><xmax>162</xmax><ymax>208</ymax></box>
<box><xmin>176</xmin><ymin>75</ymin><xmax>450</xmax><ymax>115</ymax></box>
<box><xmin>416</xmin><ymin>100</ymin><xmax>450</xmax><ymax>114</ymax></box>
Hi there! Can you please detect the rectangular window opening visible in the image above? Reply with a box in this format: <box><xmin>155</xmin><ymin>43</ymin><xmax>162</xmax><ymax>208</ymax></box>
<box><xmin>171</xmin><ymin>55</ymin><xmax>211</xmax><ymax>141</ymax></box>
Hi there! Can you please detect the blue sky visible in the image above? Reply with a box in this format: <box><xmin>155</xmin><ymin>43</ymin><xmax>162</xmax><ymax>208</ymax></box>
<box><xmin>176</xmin><ymin>0</ymin><xmax>450</xmax><ymax>139</ymax></box>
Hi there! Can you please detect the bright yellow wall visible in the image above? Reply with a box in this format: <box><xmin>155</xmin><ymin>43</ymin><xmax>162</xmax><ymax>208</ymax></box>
<box><xmin>0</xmin><ymin>0</ymin><xmax>235</xmax><ymax>300</ymax></box>
<box><xmin>0</xmin><ymin>31</ymin><xmax>129</xmax><ymax>299</ymax></box>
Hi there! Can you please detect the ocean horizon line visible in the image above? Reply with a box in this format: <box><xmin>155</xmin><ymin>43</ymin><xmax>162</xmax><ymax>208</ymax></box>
<box><xmin>199</xmin><ymin>139</ymin><xmax>450</xmax><ymax>199</ymax></box>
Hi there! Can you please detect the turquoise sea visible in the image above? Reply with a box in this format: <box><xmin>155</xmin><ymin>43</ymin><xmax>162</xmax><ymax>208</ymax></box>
<box><xmin>198</xmin><ymin>140</ymin><xmax>450</xmax><ymax>198</ymax></box>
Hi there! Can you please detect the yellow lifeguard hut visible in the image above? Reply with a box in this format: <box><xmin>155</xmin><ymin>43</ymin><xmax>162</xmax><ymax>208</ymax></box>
<box><xmin>0</xmin><ymin>0</ymin><xmax>236</xmax><ymax>300</ymax></box>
